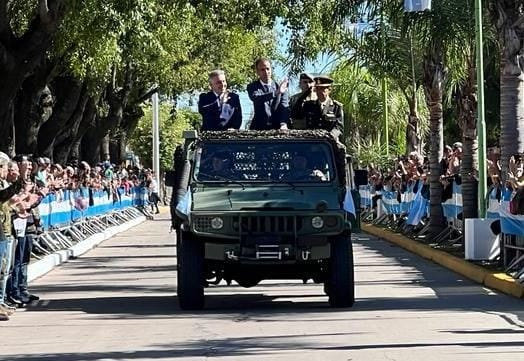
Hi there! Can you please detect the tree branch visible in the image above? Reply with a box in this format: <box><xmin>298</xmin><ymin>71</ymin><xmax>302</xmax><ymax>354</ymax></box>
<box><xmin>39</xmin><ymin>0</ymin><xmax>51</xmax><ymax>24</ymax></box>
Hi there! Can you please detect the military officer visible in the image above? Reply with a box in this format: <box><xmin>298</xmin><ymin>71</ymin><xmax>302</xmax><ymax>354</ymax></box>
<box><xmin>299</xmin><ymin>75</ymin><xmax>344</xmax><ymax>141</ymax></box>
<box><xmin>289</xmin><ymin>72</ymin><xmax>316</xmax><ymax>129</ymax></box>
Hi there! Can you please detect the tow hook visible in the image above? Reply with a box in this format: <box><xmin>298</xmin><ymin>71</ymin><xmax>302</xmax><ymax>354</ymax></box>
<box><xmin>301</xmin><ymin>250</ymin><xmax>311</xmax><ymax>261</ymax></box>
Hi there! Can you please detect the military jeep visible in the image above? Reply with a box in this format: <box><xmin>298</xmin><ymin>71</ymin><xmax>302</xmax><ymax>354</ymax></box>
<box><xmin>170</xmin><ymin>130</ymin><xmax>355</xmax><ymax>310</ymax></box>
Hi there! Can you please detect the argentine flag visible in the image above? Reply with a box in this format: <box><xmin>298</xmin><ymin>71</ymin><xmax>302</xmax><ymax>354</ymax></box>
<box><xmin>176</xmin><ymin>191</ymin><xmax>192</xmax><ymax>218</ymax></box>
<box><xmin>343</xmin><ymin>186</ymin><xmax>356</xmax><ymax>217</ymax></box>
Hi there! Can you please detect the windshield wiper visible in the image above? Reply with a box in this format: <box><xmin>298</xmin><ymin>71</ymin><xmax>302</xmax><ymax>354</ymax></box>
<box><xmin>198</xmin><ymin>173</ymin><xmax>245</xmax><ymax>189</ymax></box>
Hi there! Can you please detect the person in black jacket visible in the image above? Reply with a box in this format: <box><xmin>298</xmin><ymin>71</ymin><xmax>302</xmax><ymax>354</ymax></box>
<box><xmin>247</xmin><ymin>58</ymin><xmax>289</xmax><ymax>130</ymax></box>
<box><xmin>198</xmin><ymin>70</ymin><xmax>242</xmax><ymax>131</ymax></box>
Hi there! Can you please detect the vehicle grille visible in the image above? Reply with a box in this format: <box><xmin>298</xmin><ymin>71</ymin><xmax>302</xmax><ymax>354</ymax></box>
<box><xmin>193</xmin><ymin>216</ymin><xmax>213</xmax><ymax>232</ymax></box>
<box><xmin>237</xmin><ymin>215</ymin><xmax>300</xmax><ymax>234</ymax></box>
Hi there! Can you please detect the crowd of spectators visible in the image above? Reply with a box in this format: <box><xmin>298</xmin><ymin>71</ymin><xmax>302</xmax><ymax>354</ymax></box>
<box><xmin>363</xmin><ymin>140</ymin><xmax>524</xmax><ymax>218</ymax></box>
<box><xmin>0</xmin><ymin>153</ymin><xmax>160</xmax><ymax>321</ymax></box>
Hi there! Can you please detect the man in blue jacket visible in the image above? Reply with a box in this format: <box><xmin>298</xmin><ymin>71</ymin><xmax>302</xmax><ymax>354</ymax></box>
<box><xmin>247</xmin><ymin>58</ymin><xmax>289</xmax><ymax>130</ymax></box>
<box><xmin>198</xmin><ymin>69</ymin><xmax>242</xmax><ymax>131</ymax></box>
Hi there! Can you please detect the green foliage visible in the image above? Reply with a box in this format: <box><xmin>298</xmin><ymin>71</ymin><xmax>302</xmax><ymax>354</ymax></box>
<box><xmin>128</xmin><ymin>103</ymin><xmax>198</xmax><ymax>171</ymax></box>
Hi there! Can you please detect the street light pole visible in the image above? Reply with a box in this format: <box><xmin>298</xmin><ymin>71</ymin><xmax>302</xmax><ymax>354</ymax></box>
<box><xmin>152</xmin><ymin>92</ymin><xmax>161</xmax><ymax>190</ymax></box>
<box><xmin>475</xmin><ymin>0</ymin><xmax>487</xmax><ymax>217</ymax></box>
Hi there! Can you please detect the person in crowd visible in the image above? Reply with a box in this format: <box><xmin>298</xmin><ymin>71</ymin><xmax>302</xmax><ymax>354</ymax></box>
<box><xmin>508</xmin><ymin>153</ymin><xmax>524</xmax><ymax>189</ymax></box>
<box><xmin>6</xmin><ymin>155</ymin><xmax>43</xmax><ymax>306</ymax></box>
<box><xmin>35</xmin><ymin>157</ymin><xmax>51</xmax><ymax>187</ymax></box>
<box><xmin>199</xmin><ymin>69</ymin><xmax>242</xmax><ymax>131</ymax></box>
<box><xmin>247</xmin><ymin>58</ymin><xmax>290</xmax><ymax>130</ymax></box>
<box><xmin>289</xmin><ymin>72</ymin><xmax>316</xmax><ymax>129</ymax></box>
<box><xmin>446</xmin><ymin>142</ymin><xmax>462</xmax><ymax>176</ymax></box>
<box><xmin>296</xmin><ymin>75</ymin><xmax>344</xmax><ymax>141</ymax></box>
<box><xmin>0</xmin><ymin>154</ymin><xmax>22</xmax><ymax>320</ymax></box>
<box><xmin>147</xmin><ymin>171</ymin><xmax>160</xmax><ymax>214</ymax></box>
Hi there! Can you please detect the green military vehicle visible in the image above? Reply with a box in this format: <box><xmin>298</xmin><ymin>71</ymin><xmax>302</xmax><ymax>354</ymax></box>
<box><xmin>170</xmin><ymin>130</ymin><xmax>355</xmax><ymax>310</ymax></box>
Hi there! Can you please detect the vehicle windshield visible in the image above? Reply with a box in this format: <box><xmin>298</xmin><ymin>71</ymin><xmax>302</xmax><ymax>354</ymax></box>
<box><xmin>194</xmin><ymin>141</ymin><xmax>335</xmax><ymax>183</ymax></box>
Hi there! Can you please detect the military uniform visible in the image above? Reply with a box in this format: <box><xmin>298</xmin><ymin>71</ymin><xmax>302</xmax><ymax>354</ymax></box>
<box><xmin>290</xmin><ymin>73</ymin><xmax>317</xmax><ymax>130</ymax></box>
<box><xmin>301</xmin><ymin>97</ymin><xmax>344</xmax><ymax>140</ymax></box>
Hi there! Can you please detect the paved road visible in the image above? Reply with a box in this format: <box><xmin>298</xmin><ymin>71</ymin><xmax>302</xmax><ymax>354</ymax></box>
<box><xmin>1</xmin><ymin>215</ymin><xmax>524</xmax><ymax>361</ymax></box>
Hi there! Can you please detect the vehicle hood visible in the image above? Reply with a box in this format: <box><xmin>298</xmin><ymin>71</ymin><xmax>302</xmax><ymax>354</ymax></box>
<box><xmin>191</xmin><ymin>186</ymin><xmax>341</xmax><ymax>211</ymax></box>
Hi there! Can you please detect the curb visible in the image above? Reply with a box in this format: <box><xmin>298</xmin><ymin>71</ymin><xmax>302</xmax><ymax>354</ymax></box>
<box><xmin>28</xmin><ymin>215</ymin><xmax>146</xmax><ymax>283</ymax></box>
<box><xmin>363</xmin><ymin>223</ymin><xmax>524</xmax><ymax>299</ymax></box>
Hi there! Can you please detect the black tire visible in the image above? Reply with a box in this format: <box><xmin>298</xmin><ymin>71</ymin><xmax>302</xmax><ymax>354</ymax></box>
<box><xmin>327</xmin><ymin>236</ymin><xmax>355</xmax><ymax>308</ymax></box>
<box><xmin>177</xmin><ymin>230</ymin><xmax>205</xmax><ymax>310</ymax></box>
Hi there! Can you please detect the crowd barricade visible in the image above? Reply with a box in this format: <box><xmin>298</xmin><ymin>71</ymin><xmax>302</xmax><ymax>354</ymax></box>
<box><xmin>32</xmin><ymin>186</ymin><xmax>150</xmax><ymax>259</ymax></box>
<box><xmin>370</xmin><ymin>180</ymin><xmax>429</xmax><ymax>230</ymax></box>
<box><xmin>362</xmin><ymin>179</ymin><xmax>524</xmax><ymax>280</ymax></box>
<box><xmin>432</xmin><ymin>181</ymin><xmax>464</xmax><ymax>244</ymax></box>
<box><xmin>495</xmin><ymin>187</ymin><xmax>524</xmax><ymax>278</ymax></box>
<box><xmin>358</xmin><ymin>185</ymin><xmax>372</xmax><ymax>209</ymax></box>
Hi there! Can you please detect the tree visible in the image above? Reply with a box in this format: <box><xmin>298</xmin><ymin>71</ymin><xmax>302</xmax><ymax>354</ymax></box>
<box><xmin>128</xmin><ymin>104</ymin><xmax>199</xmax><ymax>172</ymax></box>
<box><xmin>490</xmin><ymin>1</ymin><xmax>524</xmax><ymax>180</ymax></box>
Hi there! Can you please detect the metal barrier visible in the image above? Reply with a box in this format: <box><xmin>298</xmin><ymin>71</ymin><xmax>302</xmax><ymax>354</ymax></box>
<box><xmin>360</xmin><ymin>180</ymin><xmax>524</xmax><ymax>282</ymax></box>
<box><xmin>31</xmin><ymin>187</ymin><xmax>152</xmax><ymax>260</ymax></box>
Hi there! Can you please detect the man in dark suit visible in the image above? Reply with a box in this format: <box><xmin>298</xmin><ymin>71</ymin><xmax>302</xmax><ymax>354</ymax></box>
<box><xmin>198</xmin><ymin>69</ymin><xmax>242</xmax><ymax>131</ymax></box>
<box><xmin>298</xmin><ymin>75</ymin><xmax>344</xmax><ymax>141</ymax></box>
<box><xmin>247</xmin><ymin>58</ymin><xmax>290</xmax><ymax>130</ymax></box>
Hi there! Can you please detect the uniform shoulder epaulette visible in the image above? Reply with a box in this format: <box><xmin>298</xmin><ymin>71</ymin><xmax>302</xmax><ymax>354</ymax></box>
<box><xmin>333</xmin><ymin>99</ymin><xmax>343</xmax><ymax>106</ymax></box>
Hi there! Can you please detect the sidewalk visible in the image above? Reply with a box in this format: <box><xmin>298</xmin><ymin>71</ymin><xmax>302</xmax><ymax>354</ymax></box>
<box><xmin>363</xmin><ymin>223</ymin><xmax>524</xmax><ymax>299</ymax></box>
<box><xmin>28</xmin><ymin>213</ymin><xmax>147</xmax><ymax>283</ymax></box>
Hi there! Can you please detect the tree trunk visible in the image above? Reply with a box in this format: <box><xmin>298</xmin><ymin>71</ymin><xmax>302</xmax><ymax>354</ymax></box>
<box><xmin>37</xmin><ymin>77</ymin><xmax>84</xmax><ymax>159</ymax></box>
<box><xmin>406</xmin><ymin>93</ymin><xmax>420</xmax><ymax>154</ymax></box>
<box><xmin>14</xmin><ymin>60</ymin><xmax>55</xmax><ymax>155</ymax></box>
<box><xmin>491</xmin><ymin>2</ymin><xmax>524</xmax><ymax>180</ymax></box>
<box><xmin>69</xmin><ymin>96</ymin><xmax>97</xmax><ymax>162</ymax></box>
<box><xmin>81</xmin><ymin>114</ymin><xmax>104</xmax><ymax>165</ymax></box>
<box><xmin>424</xmin><ymin>49</ymin><xmax>445</xmax><ymax>236</ymax></box>
<box><xmin>53</xmin><ymin>88</ymin><xmax>90</xmax><ymax>164</ymax></box>
<box><xmin>0</xmin><ymin>0</ymin><xmax>67</xmax><ymax>153</ymax></box>
<box><xmin>457</xmin><ymin>62</ymin><xmax>479</xmax><ymax>221</ymax></box>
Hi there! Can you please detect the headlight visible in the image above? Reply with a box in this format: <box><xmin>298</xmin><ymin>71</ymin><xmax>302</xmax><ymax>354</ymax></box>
<box><xmin>211</xmin><ymin>217</ymin><xmax>224</xmax><ymax>229</ymax></box>
<box><xmin>311</xmin><ymin>216</ymin><xmax>324</xmax><ymax>229</ymax></box>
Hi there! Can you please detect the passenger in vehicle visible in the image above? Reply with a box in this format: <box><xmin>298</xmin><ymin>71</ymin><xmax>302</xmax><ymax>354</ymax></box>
<box><xmin>297</xmin><ymin>75</ymin><xmax>344</xmax><ymax>141</ymax></box>
<box><xmin>247</xmin><ymin>58</ymin><xmax>290</xmax><ymax>130</ymax></box>
<box><xmin>198</xmin><ymin>69</ymin><xmax>242</xmax><ymax>131</ymax></box>
<box><xmin>289</xmin><ymin>72</ymin><xmax>316</xmax><ymax>129</ymax></box>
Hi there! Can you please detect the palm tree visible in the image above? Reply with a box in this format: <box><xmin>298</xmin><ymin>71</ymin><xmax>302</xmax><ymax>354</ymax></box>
<box><xmin>489</xmin><ymin>1</ymin><xmax>524</xmax><ymax>179</ymax></box>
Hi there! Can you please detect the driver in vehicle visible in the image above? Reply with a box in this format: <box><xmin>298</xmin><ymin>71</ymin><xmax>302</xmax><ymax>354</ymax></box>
<box><xmin>198</xmin><ymin>151</ymin><xmax>234</xmax><ymax>180</ymax></box>
<box><xmin>285</xmin><ymin>152</ymin><xmax>326</xmax><ymax>181</ymax></box>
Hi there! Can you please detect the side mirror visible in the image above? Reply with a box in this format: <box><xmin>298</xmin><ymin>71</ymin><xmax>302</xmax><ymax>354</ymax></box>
<box><xmin>165</xmin><ymin>170</ymin><xmax>176</xmax><ymax>187</ymax></box>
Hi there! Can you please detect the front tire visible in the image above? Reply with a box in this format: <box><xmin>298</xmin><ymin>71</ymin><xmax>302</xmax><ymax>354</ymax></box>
<box><xmin>177</xmin><ymin>230</ymin><xmax>205</xmax><ymax>310</ymax></box>
<box><xmin>327</xmin><ymin>236</ymin><xmax>355</xmax><ymax>308</ymax></box>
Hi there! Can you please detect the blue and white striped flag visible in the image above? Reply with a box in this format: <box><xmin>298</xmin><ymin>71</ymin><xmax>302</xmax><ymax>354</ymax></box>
<box><xmin>176</xmin><ymin>191</ymin><xmax>192</xmax><ymax>218</ymax></box>
<box><xmin>343</xmin><ymin>186</ymin><xmax>356</xmax><ymax>217</ymax></box>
